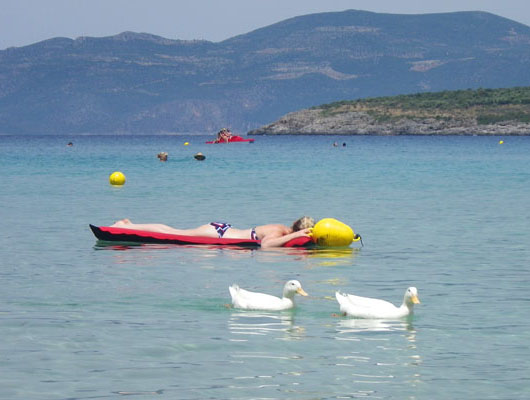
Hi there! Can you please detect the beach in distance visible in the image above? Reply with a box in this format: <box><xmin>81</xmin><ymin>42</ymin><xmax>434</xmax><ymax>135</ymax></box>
<box><xmin>1</xmin><ymin>134</ymin><xmax>529</xmax><ymax>399</ymax></box>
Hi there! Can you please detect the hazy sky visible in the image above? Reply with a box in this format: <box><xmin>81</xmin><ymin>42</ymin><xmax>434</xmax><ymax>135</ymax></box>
<box><xmin>2</xmin><ymin>0</ymin><xmax>529</xmax><ymax>50</ymax></box>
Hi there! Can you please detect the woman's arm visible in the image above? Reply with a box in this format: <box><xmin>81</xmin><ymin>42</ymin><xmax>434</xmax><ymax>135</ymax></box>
<box><xmin>260</xmin><ymin>228</ymin><xmax>312</xmax><ymax>248</ymax></box>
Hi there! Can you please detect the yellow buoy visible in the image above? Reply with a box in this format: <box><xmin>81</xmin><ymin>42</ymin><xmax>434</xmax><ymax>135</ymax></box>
<box><xmin>499</xmin><ymin>140</ymin><xmax>504</xmax><ymax>144</ymax></box>
<box><xmin>312</xmin><ymin>218</ymin><xmax>360</xmax><ymax>247</ymax></box>
<box><xmin>184</xmin><ymin>142</ymin><xmax>189</xmax><ymax>146</ymax></box>
<box><xmin>109</xmin><ymin>171</ymin><xmax>126</xmax><ymax>186</ymax></box>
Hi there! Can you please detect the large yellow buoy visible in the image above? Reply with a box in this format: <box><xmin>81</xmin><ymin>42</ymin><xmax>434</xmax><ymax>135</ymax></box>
<box><xmin>109</xmin><ymin>171</ymin><xmax>126</xmax><ymax>186</ymax></box>
<box><xmin>312</xmin><ymin>218</ymin><xmax>360</xmax><ymax>247</ymax></box>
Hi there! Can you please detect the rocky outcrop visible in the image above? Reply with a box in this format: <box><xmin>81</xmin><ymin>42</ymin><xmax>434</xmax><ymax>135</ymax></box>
<box><xmin>248</xmin><ymin>108</ymin><xmax>530</xmax><ymax>135</ymax></box>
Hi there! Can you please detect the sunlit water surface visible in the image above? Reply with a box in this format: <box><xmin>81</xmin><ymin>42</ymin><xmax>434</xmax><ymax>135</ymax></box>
<box><xmin>1</xmin><ymin>134</ymin><xmax>529</xmax><ymax>399</ymax></box>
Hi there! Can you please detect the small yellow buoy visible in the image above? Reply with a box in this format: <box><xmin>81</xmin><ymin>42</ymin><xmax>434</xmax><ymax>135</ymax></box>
<box><xmin>109</xmin><ymin>171</ymin><xmax>126</xmax><ymax>186</ymax></box>
<box><xmin>184</xmin><ymin>142</ymin><xmax>189</xmax><ymax>146</ymax></box>
<box><xmin>312</xmin><ymin>218</ymin><xmax>360</xmax><ymax>247</ymax></box>
<box><xmin>499</xmin><ymin>140</ymin><xmax>504</xmax><ymax>144</ymax></box>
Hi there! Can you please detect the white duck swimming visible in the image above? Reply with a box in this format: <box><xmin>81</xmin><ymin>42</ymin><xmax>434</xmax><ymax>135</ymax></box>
<box><xmin>335</xmin><ymin>287</ymin><xmax>420</xmax><ymax>319</ymax></box>
<box><xmin>229</xmin><ymin>280</ymin><xmax>308</xmax><ymax>311</ymax></box>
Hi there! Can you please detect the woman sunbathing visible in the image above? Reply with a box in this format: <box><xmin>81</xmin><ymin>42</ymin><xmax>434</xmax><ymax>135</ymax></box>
<box><xmin>110</xmin><ymin>216</ymin><xmax>314</xmax><ymax>248</ymax></box>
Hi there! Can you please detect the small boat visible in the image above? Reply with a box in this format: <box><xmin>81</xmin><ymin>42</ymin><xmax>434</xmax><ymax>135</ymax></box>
<box><xmin>205</xmin><ymin>135</ymin><xmax>255</xmax><ymax>144</ymax></box>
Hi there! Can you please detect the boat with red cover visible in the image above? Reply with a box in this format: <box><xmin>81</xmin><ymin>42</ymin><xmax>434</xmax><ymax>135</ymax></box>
<box><xmin>205</xmin><ymin>135</ymin><xmax>254</xmax><ymax>144</ymax></box>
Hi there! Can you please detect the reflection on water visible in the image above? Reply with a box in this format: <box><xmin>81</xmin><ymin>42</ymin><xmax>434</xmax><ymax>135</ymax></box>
<box><xmin>333</xmin><ymin>316</ymin><xmax>423</xmax><ymax>394</ymax></box>
<box><xmin>272</xmin><ymin>246</ymin><xmax>361</xmax><ymax>267</ymax></box>
<box><xmin>225</xmin><ymin>313</ymin><xmax>424</xmax><ymax>398</ymax></box>
<box><xmin>93</xmin><ymin>240</ymin><xmax>258</xmax><ymax>267</ymax></box>
<box><xmin>228</xmin><ymin>311</ymin><xmax>306</xmax><ymax>341</ymax></box>
<box><xmin>93</xmin><ymin>240</ymin><xmax>144</xmax><ymax>250</ymax></box>
<box><xmin>305</xmin><ymin>247</ymin><xmax>361</xmax><ymax>267</ymax></box>
<box><xmin>94</xmin><ymin>240</ymin><xmax>361</xmax><ymax>272</ymax></box>
<box><xmin>336</xmin><ymin>317</ymin><xmax>415</xmax><ymax>334</ymax></box>
<box><xmin>93</xmin><ymin>240</ymin><xmax>360</xmax><ymax>268</ymax></box>
<box><xmin>306</xmin><ymin>247</ymin><xmax>360</xmax><ymax>258</ymax></box>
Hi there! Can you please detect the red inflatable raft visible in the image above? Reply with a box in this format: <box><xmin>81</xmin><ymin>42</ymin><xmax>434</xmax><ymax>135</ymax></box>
<box><xmin>89</xmin><ymin>225</ymin><xmax>312</xmax><ymax>248</ymax></box>
<box><xmin>205</xmin><ymin>135</ymin><xmax>255</xmax><ymax>144</ymax></box>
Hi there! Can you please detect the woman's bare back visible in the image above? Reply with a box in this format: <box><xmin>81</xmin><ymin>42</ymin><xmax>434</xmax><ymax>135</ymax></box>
<box><xmin>254</xmin><ymin>224</ymin><xmax>292</xmax><ymax>240</ymax></box>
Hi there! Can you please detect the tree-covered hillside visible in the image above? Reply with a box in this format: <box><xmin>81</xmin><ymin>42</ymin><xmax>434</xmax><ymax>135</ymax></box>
<box><xmin>250</xmin><ymin>86</ymin><xmax>530</xmax><ymax>135</ymax></box>
<box><xmin>318</xmin><ymin>87</ymin><xmax>530</xmax><ymax>124</ymax></box>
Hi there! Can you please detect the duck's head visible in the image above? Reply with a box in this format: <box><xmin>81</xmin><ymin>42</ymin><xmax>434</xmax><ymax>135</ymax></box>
<box><xmin>404</xmin><ymin>287</ymin><xmax>420</xmax><ymax>307</ymax></box>
<box><xmin>283</xmin><ymin>280</ymin><xmax>308</xmax><ymax>298</ymax></box>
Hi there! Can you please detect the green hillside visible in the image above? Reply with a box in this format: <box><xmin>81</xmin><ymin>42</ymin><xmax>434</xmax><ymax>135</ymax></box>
<box><xmin>317</xmin><ymin>87</ymin><xmax>530</xmax><ymax>125</ymax></box>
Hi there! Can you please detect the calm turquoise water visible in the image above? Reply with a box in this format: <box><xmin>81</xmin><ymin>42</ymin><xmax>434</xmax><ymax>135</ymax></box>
<box><xmin>1</xmin><ymin>134</ymin><xmax>529</xmax><ymax>399</ymax></box>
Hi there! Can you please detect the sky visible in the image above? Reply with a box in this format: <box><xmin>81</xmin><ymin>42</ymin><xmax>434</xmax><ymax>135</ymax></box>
<box><xmin>2</xmin><ymin>0</ymin><xmax>530</xmax><ymax>50</ymax></box>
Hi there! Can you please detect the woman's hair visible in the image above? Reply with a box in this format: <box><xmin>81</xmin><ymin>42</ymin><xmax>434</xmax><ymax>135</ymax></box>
<box><xmin>292</xmin><ymin>216</ymin><xmax>315</xmax><ymax>231</ymax></box>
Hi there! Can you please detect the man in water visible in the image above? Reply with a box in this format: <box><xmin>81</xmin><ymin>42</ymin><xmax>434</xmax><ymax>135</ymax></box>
<box><xmin>110</xmin><ymin>216</ymin><xmax>314</xmax><ymax>248</ymax></box>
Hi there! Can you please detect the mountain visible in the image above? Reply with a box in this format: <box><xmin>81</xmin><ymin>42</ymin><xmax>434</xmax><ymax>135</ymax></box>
<box><xmin>1</xmin><ymin>10</ymin><xmax>530</xmax><ymax>134</ymax></box>
<box><xmin>248</xmin><ymin>86</ymin><xmax>530</xmax><ymax>135</ymax></box>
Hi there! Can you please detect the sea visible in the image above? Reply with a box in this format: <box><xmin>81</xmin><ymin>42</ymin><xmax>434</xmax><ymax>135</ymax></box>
<box><xmin>1</xmin><ymin>134</ymin><xmax>529</xmax><ymax>400</ymax></box>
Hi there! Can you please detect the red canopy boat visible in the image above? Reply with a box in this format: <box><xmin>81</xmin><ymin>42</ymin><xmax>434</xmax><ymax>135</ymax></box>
<box><xmin>206</xmin><ymin>135</ymin><xmax>255</xmax><ymax>144</ymax></box>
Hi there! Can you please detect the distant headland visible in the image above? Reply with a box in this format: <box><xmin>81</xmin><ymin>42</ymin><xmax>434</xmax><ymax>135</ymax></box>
<box><xmin>248</xmin><ymin>87</ymin><xmax>530</xmax><ymax>135</ymax></box>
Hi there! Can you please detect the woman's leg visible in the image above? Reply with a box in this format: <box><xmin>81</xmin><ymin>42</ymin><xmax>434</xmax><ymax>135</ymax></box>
<box><xmin>110</xmin><ymin>219</ymin><xmax>218</xmax><ymax>237</ymax></box>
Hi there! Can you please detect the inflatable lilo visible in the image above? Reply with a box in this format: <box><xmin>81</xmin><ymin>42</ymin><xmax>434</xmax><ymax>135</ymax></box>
<box><xmin>89</xmin><ymin>218</ymin><xmax>361</xmax><ymax>248</ymax></box>
<box><xmin>89</xmin><ymin>225</ymin><xmax>311</xmax><ymax>248</ymax></box>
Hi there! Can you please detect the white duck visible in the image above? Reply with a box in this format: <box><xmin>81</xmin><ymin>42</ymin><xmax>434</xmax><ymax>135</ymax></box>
<box><xmin>229</xmin><ymin>280</ymin><xmax>308</xmax><ymax>311</ymax></box>
<box><xmin>335</xmin><ymin>287</ymin><xmax>420</xmax><ymax>319</ymax></box>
